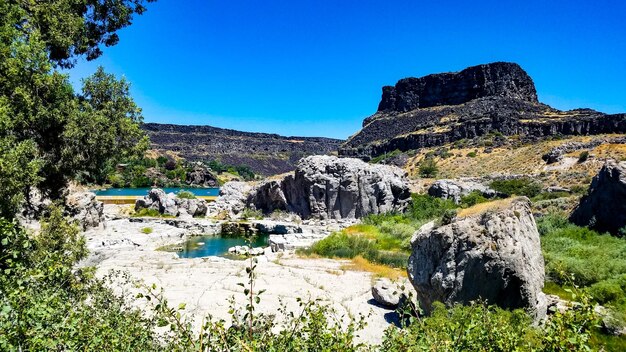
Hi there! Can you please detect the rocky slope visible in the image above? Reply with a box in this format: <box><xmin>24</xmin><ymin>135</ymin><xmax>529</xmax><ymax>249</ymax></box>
<box><xmin>142</xmin><ymin>123</ymin><xmax>343</xmax><ymax>176</ymax></box>
<box><xmin>340</xmin><ymin>62</ymin><xmax>626</xmax><ymax>159</ymax></box>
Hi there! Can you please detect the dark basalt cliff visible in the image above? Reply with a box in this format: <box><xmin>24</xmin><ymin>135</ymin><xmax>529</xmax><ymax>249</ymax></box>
<box><xmin>142</xmin><ymin>123</ymin><xmax>342</xmax><ymax>176</ymax></box>
<box><xmin>341</xmin><ymin>62</ymin><xmax>626</xmax><ymax>159</ymax></box>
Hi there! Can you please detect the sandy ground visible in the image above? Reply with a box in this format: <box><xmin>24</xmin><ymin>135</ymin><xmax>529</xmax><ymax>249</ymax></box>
<box><xmin>83</xmin><ymin>218</ymin><xmax>406</xmax><ymax>345</ymax></box>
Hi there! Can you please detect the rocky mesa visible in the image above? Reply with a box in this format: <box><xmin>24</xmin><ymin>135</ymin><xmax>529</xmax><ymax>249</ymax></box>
<box><xmin>339</xmin><ymin>62</ymin><xmax>626</xmax><ymax>160</ymax></box>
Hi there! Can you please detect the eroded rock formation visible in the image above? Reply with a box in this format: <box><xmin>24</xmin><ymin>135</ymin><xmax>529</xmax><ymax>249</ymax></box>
<box><xmin>340</xmin><ymin>62</ymin><xmax>626</xmax><ymax>160</ymax></box>
<box><xmin>407</xmin><ymin>198</ymin><xmax>547</xmax><ymax>320</ymax></box>
<box><xmin>248</xmin><ymin>155</ymin><xmax>411</xmax><ymax>220</ymax></box>
<box><xmin>65</xmin><ymin>191</ymin><xmax>104</xmax><ymax>230</ymax></box>
<box><xmin>428</xmin><ymin>178</ymin><xmax>497</xmax><ymax>204</ymax></box>
<box><xmin>570</xmin><ymin>160</ymin><xmax>626</xmax><ymax>236</ymax></box>
<box><xmin>377</xmin><ymin>62</ymin><xmax>537</xmax><ymax>113</ymax></box>
<box><xmin>135</xmin><ymin>189</ymin><xmax>208</xmax><ymax>217</ymax></box>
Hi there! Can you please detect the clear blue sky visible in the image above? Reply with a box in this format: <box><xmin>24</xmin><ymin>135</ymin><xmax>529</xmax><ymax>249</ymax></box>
<box><xmin>67</xmin><ymin>0</ymin><xmax>626</xmax><ymax>139</ymax></box>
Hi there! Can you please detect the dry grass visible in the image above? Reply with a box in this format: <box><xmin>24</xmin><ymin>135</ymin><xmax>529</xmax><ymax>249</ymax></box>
<box><xmin>340</xmin><ymin>256</ymin><xmax>407</xmax><ymax>280</ymax></box>
<box><xmin>457</xmin><ymin>198</ymin><xmax>516</xmax><ymax>218</ymax></box>
<box><xmin>404</xmin><ymin>134</ymin><xmax>626</xmax><ymax>189</ymax></box>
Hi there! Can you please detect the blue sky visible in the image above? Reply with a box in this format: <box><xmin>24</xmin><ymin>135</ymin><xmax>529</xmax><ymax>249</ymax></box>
<box><xmin>68</xmin><ymin>0</ymin><xmax>626</xmax><ymax>139</ymax></box>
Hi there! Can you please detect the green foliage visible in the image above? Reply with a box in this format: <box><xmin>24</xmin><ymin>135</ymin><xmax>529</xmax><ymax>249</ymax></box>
<box><xmin>176</xmin><ymin>190</ymin><xmax>196</xmax><ymax>199</ymax></box>
<box><xmin>133</xmin><ymin>208</ymin><xmax>168</xmax><ymax>218</ymax></box>
<box><xmin>532</xmin><ymin>191</ymin><xmax>571</xmax><ymax>202</ymax></box>
<box><xmin>16</xmin><ymin>0</ymin><xmax>155</xmax><ymax>69</ymax></box>
<box><xmin>382</xmin><ymin>295</ymin><xmax>600</xmax><ymax>351</ymax></box>
<box><xmin>538</xmin><ymin>213</ymin><xmax>626</xmax><ymax>342</ymax></box>
<box><xmin>490</xmin><ymin>178</ymin><xmax>542</xmax><ymax>198</ymax></box>
<box><xmin>418</xmin><ymin>158</ymin><xmax>439</xmax><ymax>178</ymax></box>
<box><xmin>241</xmin><ymin>208</ymin><xmax>263</xmax><ymax>220</ymax></box>
<box><xmin>381</xmin><ymin>302</ymin><xmax>538</xmax><ymax>351</ymax></box>
<box><xmin>466</xmin><ymin>151</ymin><xmax>477</xmax><ymax>157</ymax></box>
<box><xmin>0</xmin><ymin>209</ymin><xmax>160</xmax><ymax>351</ymax></box>
<box><xmin>65</xmin><ymin>66</ymin><xmax>149</xmax><ymax>184</ymax></box>
<box><xmin>459</xmin><ymin>190</ymin><xmax>489</xmax><ymax>207</ymax></box>
<box><xmin>140</xmin><ymin>227</ymin><xmax>153</xmax><ymax>234</ymax></box>
<box><xmin>407</xmin><ymin>194</ymin><xmax>457</xmax><ymax>221</ymax></box>
<box><xmin>539</xmin><ymin>215</ymin><xmax>626</xmax><ymax>288</ymax></box>
<box><xmin>303</xmin><ymin>231</ymin><xmax>409</xmax><ymax>268</ymax></box>
<box><xmin>0</xmin><ymin>138</ymin><xmax>41</xmax><ymax>218</ymax></box>
<box><xmin>370</xmin><ymin>149</ymin><xmax>402</xmax><ymax>164</ymax></box>
<box><xmin>0</xmin><ymin>3</ymin><xmax>149</xmax><ymax>208</ymax></box>
<box><xmin>578</xmin><ymin>150</ymin><xmax>589</xmax><ymax>163</ymax></box>
<box><xmin>207</xmin><ymin>159</ymin><xmax>256</xmax><ymax>181</ymax></box>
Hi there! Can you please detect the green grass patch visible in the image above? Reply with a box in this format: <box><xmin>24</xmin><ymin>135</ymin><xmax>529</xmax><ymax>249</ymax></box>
<box><xmin>140</xmin><ymin>227</ymin><xmax>153</xmax><ymax>234</ymax></box>
<box><xmin>176</xmin><ymin>190</ymin><xmax>196</xmax><ymax>199</ymax></box>
<box><xmin>490</xmin><ymin>178</ymin><xmax>542</xmax><ymax>198</ymax></box>
<box><xmin>538</xmin><ymin>213</ymin><xmax>626</xmax><ymax>346</ymax></box>
<box><xmin>132</xmin><ymin>208</ymin><xmax>174</xmax><ymax>218</ymax></box>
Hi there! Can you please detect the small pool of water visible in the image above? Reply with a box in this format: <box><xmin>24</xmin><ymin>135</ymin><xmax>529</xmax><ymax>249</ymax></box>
<box><xmin>174</xmin><ymin>234</ymin><xmax>269</xmax><ymax>258</ymax></box>
<box><xmin>93</xmin><ymin>187</ymin><xmax>220</xmax><ymax>197</ymax></box>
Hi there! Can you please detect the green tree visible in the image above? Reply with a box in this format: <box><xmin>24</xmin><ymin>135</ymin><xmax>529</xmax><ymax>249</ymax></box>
<box><xmin>0</xmin><ymin>0</ymin><xmax>153</xmax><ymax>213</ymax></box>
<box><xmin>15</xmin><ymin>0</ymin><xmax>156</xmax><ymax>69</ymax></box>
<box><xmin>64</xmin><ymin>66</ymin><xmax>149</xmax><ymax>184</ymax></box>
<box><xmin>419</xmin><ymin>157</ymin><xmax>439</xmax><ymax>178</ymax></box>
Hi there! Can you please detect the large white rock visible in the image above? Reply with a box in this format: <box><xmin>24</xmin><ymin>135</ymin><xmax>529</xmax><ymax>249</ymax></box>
<box><xmin>407</xmin><ymin>197</ymin><xmax>547</xmax><ymax>320</ymax></box>
<box><xmin>248</xmin><ymin>155</ymin><xmax>411</xmax><ymax>220</ymax></box>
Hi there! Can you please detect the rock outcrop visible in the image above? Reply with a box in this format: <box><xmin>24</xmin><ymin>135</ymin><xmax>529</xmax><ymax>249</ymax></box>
<box><xmin>428</xmin><ymin>178</ymin><xmax>497</xmax><ymax>204</ymax></box>
<box><xmin>65</xmin><ymin>192</ymin><xmax>104</xmax><ymax>230</ymax></box>
<box><xmin>247</xmin><ymin>155</ymin><xmax>411</xmax><ymax>220</ymax></box>
<box><xmin>570</xmin><ymin>160</ymin><xmax>626</xmax><ymax>236</ymax></box>
<box><xmin>407</xmin><ymin>198</ymin><xmax>547</xmax><ymax>320</ymax></box>
<box><xmin>186</xmin><ymin>163</ymin><xmax>219</xmax><ymax>187</ymax></box>
<box><xmin>206</xmin><ymin>182</ymin><xmax>252</xmax><ymax>219</ymax></box>
<box><xmin>377</xmin><ymin>62</ymin><xmax>537</xmax><ymax>113</ymax></box>
<box><xmin>371</xmin><ymin>278</ymin><xmax>404</xmax><ymax>308</ymax></box>
<box><xmin>135</xmin><ymin>189</ymin><xmax>208</xmax><ymax>217</ymax></box>
<box><xmin>340</xmin><ymin>62</ymin><xmax>626</xmax><ymax>160</ymax></box>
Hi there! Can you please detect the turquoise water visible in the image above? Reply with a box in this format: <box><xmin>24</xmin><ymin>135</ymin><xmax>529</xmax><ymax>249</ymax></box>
<box><xmin>176</xmin><ymin>235</ymin><xmax>269</xmax><ymax>258</ymax></box>
<box><xmin>93</xmin><ymin>187</ymin><xmax>220</xmax><ymax>197</ymax></box>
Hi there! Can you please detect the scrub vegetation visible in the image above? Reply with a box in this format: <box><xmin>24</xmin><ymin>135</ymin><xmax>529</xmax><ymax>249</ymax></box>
<box><xmin>0</xmin><ymin>0</ymin><xmax>622</xmax><ymax>350</ymax></box>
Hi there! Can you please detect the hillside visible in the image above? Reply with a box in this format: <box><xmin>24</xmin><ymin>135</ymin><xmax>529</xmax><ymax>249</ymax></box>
<box><xmin>142</xmin><ymin>123</ymin><xmax>343</xmax><ymax>175</ymax></box>
<box><xmin>339</xmin><ymin>62</ymin><xmax>626</xmax><ymax>160</ymax></box>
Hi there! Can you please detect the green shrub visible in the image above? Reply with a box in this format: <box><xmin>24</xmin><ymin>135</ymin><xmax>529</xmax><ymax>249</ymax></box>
<box><xmin>370</xmin><ymin>149</ymin><xmax>402</xmax><ymax>164</ymax></box>
<box><xmin>140</xmin><ymin>227</ymin><xmax>153</xmax><ymax>234</ymax></box>
<box><xmin>490</xmin><ymin>178</ymin><xmax>542</xmax><ymax>198</ymax></box>
<box><xmin>466</xmin><ymin>151</ymin><xmax>477</xmax><ymax>158</ymax></box>
<box><xmin>532</xmin><ymin>191</ymin><xmax>571</xmax><ymax>202</ymax></box>
<box><xmin>241</xmin><ymin>207</ymin><xmax>263</xmax><ymax>220</ymax></box>
<box><xmin>459</xmin><ymin>190</ymin><xmax>489</xmax><ymax>207</ymax></box>
<box><xmin>381</xmin><ymin>302</ymin><xmax>538</xmax><ymax>351</ymax></box>
<box><xmin>304</xmin><ymin>231</ymin><xmax>409</xmax><ymax>269</ymax></box>
<box><xmin>578</xmin><ymin>150</ymin><xmax>590</xmax><ymax>163</ymax></box>
<box><xmin>176</xmin><ymin>190</ymin><xmax>196</xmax><ymax>199</ymax></box>
<box><xmin>418</xmin><ymin>158</ymin><xmax>439</xmax><ymax>178</ymax></box>
<box><xmin>538</xmin><ymin>213</ymin><xmax>626</xmax><ymax>321</ymax></box>
<box><xmin>407</xmin><ymin>194</ymin><xmax>457</xmax><ymax>221</ymax></box>
<box><xmin>132</xmin><ymin>208</ymin><xmax>170</xmax><ymax>218</ymax></box>
<box><xmin>130</xmin><ymin>175</ymin><xmax>152</xmax><ymax>188</ymax></box>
